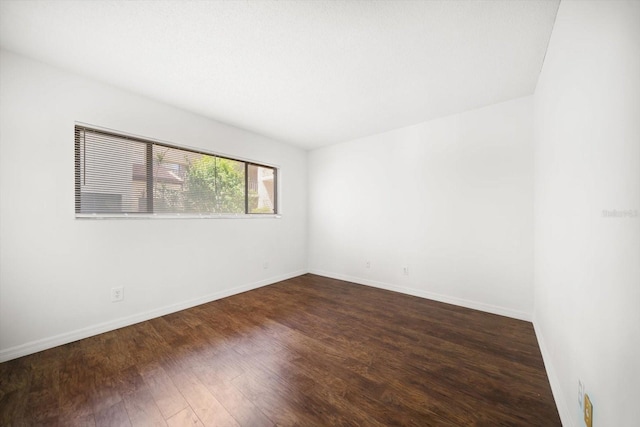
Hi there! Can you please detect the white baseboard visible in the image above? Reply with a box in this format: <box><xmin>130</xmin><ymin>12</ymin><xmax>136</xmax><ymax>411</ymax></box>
<box><xmin>0</xmin><ymin>268</ymin><xmax>535</xmax><ymax>362</ymax></box>
<box><xmin>533</xmin><ymin>314</ymin><xmax>573</xmax><ymax>427</ymax></box>
<box><xmin>308</xmin><ymin>269</ymin><xmax>532</xmax><ymax>322</ymax></box>
<box><xmin>0</xmin><ymin>270</ymin><xmax>306</xmax><ymax>363</ymax></box>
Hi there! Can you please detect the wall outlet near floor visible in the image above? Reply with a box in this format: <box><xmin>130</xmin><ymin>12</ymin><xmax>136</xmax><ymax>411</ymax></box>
<box><xmin>578</xmin><ymin>380</ymin><xmax>584</xmax><ymax>409</ymax></box>
<box><xmin>365</xmin><ymin>261</ymin><xmax>370</xmax><ymax>269</ymax></box>
<box><xmin>583</xmin><ymin>393</ymin><xmax>593</xmax><ymax>427</ymax></box>
<box><xmin>263</xmin><ymin>261</ymin><xmax>269</xmax><ymax>269</ymax></box>
<box><xmin>111</xmin><ymin>286</ymin><xmax>124</xmax><ymax>302</ymax></box>
<box><xmin>402</xmin><ymin>266</ymin><xmax>409</xmax><ymax>276</ymax></box>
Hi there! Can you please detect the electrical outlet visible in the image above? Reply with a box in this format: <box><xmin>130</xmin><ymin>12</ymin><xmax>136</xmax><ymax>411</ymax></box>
<box><xmin>584</xmin><ymin>394</ymin><xmax>593</xmax><ymax>427</ymax></box>
<box><xmin>263</xmin><ymin>261</ymin><xmax>269</xmax><ymax>269</ymax></box>
<box><xmin>578</xmin><ymin>380</ymin><xmax>584</xmax><ymax>409</ymax></box>
<box><xmin>111</xmin><ymin>286</ymin><xmax>124</xmax><ymax>302</ymax></box>
<box><xmin>402</xmin><ymin>266</ymin><xmax>409</xmax><ymax>276</ymax></box>
<box><xmin>365</xmin><ymin>261</ymin><xmax>371</xmax><ymax>269</ymax></box>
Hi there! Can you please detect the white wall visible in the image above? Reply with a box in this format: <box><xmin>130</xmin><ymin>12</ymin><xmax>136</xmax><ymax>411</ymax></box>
<box><xmin>4</xmin><ymin>5</ymin><xmax>639</xmax><ymax>423</ymax></box>
<box><xmin>0</xmin><ymin>50</ymin><xmax>308</xmax><ymax>362</ymax></box>
<box><xmin>533</xmin><ymin>1</ymin><xmax>640</xmax><ymax>426</ymax></box>
<box><xmin>308</xmin><ymin>96</ymin><xmax>534</xmax><ymax>320</ymax></box>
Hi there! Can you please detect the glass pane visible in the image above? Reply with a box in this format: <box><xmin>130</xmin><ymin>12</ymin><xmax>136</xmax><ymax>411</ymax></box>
<box><xmin>78</xmin><ymin>130</ymin><xmax>146</xmax><ymax>214</ymax></box>
<box><xmin>213</xmin><ymin>158</ymin><xmax>245</xmax><ymax>214</ymax></box>
<box><xmin>182</xmin><ymin>152</ymin><xmax>245</xmax><ymax>214</ymax></box>
<box><xmin>151</xmin><ymin>145</ymin><xmax>194</xmax><ymax>213</ymax></box>
<box><xmin>248</xmin><ymin>164</ymin><xmax>276</xmax><ymax>214</ymax></box>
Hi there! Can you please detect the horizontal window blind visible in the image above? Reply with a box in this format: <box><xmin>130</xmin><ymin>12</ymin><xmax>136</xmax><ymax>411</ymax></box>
<box><xmin>74</xmin><ymin>126</ymin><xmax>277</xmax><ymax>216</ymax></box>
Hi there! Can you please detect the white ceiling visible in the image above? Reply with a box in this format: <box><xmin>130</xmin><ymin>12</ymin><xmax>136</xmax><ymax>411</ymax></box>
<box><xmin>0</xmin><ymin>0</ymin><xmax>559</xmax><ymax>150</ymax></box>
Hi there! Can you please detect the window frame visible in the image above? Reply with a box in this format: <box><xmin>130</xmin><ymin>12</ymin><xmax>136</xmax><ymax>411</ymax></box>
<box><xmin>74</xmin><ymin>124</ymin><xmax>279</xmax><ymax>219</ymax></box>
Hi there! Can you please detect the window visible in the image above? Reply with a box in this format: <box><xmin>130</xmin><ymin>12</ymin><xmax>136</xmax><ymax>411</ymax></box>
<box><xmin>75</xmin><ymin>125</ymin><xmax>277</xmax><ymax>217</ymax></box>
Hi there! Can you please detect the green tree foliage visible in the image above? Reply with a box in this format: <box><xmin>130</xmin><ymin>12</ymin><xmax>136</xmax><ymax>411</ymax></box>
<box><xmin>152</xmin><ymin>149</ymin><xmax>180</xmax><ymax>212</ymax></box>
<box><xmin>184</xmin><ymin>155</ymin><xmax>245</xmax><ymax>213</ymax></box>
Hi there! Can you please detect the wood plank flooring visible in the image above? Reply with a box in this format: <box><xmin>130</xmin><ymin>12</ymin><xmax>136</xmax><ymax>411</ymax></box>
<box><xmin>0</xmin><ymin>274</ymin><xmax>561</xmax><ymax>426</ymax></box>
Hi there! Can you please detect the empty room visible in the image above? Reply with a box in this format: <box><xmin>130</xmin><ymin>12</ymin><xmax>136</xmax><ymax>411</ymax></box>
<box><xmin>0</xmin><ymin>1</ymin><xmax>638</xmax><ymax>426</ymax></box>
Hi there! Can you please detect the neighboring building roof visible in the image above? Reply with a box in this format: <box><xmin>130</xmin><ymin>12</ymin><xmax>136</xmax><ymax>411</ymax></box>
<box><xmin>132</xmin><ymin>164</ymin><xmax>184</xmax><ymax>185</ymax></box>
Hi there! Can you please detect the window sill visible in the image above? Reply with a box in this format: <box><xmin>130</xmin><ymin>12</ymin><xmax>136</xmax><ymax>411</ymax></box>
<box><xmin>75</xmin><ymin>213</ymin><xmax>282</xmax><ymax>220</ymax></box>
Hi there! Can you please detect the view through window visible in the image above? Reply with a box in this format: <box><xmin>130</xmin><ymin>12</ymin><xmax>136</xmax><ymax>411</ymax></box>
<box><xmin>75</xmin><ymin>126</ymin><xmax>277</xmax><ymax>216</ymax></box>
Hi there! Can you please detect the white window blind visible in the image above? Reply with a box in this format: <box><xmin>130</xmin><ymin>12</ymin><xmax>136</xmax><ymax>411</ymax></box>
<box><xmin>75</xmin><ymin>125</ymin><xmax>277</xmax><ymax>217</ymax></box>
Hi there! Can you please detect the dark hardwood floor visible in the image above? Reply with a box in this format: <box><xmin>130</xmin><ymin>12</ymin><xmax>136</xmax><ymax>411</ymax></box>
<box><xmin>0</xmin><ymin>274</ymin><xmax>560</xmax><ymax>426</ymax></box>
